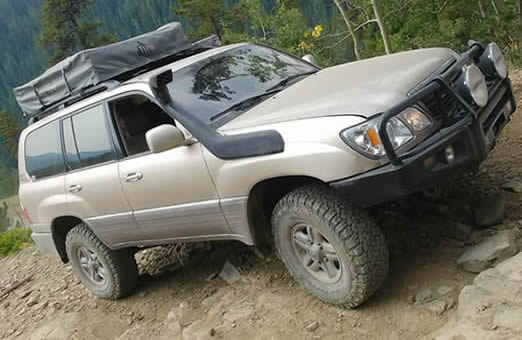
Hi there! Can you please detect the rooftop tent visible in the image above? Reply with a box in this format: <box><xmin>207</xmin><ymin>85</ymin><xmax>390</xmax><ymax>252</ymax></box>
<box><xmin>13</xmin><ymin>22</ymin><xmax>219</xmax><ymax>118</ymax></box>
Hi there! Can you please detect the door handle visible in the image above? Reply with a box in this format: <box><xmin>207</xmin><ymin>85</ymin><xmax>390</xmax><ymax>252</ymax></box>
<box><xmin>69</xmin><ymin>184</ymin><xmax>82</xmax><ymax>193</ymax></box>
<box><xmin>124</xmin><ymin>172</ymin><xmax>143</xmax><ymax>182</ymax></box>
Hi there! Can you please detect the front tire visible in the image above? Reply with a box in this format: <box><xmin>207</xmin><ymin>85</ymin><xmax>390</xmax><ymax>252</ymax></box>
<box><xmin>65</xmin><ymin>224</ymin><xmax>138</xmax><ymax>299</ymax></box>
<box><xmin>272</xmin><ymin>185</ymin><xmax>389</xmax><ymax>308</ymax></box>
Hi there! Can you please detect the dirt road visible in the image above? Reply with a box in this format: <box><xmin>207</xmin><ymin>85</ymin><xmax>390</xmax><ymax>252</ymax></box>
<box><xmin>1</xmin><ymin>71</ymin><xmax>521</xmax><ymax>340</ymax></box>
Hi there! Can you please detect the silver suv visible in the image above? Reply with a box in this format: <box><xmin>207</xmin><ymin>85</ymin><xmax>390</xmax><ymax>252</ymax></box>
<box><xmin>16</xmin><ymin>24</ymin><xmax>516</xmax><ymax>308</ymax></box>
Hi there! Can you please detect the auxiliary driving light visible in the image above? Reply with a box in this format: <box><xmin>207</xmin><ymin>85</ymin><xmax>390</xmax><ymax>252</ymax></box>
<box><xmin>444</xmin><ymin>145</ymin><xmax>456</xmax><ymax>164</ymax></box>
<box><xmin>457</xmin><ymin>65</ymin><xmax>488</xmax><ymax>108</ymax></box>
<box><xmin>479</xmin><ymin>42</ymin><xmax>507</xmax><ymax>79</ymax></box>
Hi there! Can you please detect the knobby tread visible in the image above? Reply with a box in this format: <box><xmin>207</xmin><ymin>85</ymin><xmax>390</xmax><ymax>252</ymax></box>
<box><xmin>65</xmin><ymin>223</ymin><xmax>138</xmax><ymax>300</ymax></box>
<box><xmin>272</xmin><ymin>185</ymin><xmax>389</xmax><ymax>308</ymax></box>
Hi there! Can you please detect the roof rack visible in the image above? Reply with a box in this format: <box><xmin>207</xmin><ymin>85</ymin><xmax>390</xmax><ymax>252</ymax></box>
<box><xmin>14</xmin><ymin>22</ymin><xmax>221</xmax><ymax>120</ymax></box>
<box><xmin>27</xmin><ymin>81</ymin><xmax>120</xmax><ymax>125</ymax></box>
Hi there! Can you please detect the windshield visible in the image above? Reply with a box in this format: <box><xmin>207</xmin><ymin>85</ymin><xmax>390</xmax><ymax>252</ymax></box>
<box><xmin>167</xmin><ymin>44</ymin><xmax>317</xmax><ymax>125</ymax></box>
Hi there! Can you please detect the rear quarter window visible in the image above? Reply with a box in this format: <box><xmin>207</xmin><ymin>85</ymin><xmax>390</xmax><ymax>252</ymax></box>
<box><xmin>25</xmin><ymin>120</ymin><xmax>65</xmax><ymax>180</ymax></box>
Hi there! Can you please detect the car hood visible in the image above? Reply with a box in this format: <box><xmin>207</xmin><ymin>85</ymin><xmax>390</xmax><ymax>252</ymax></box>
<box><xmin>220</xmin><ymin>48</ymin><xmax>455</xmax><ymax>131</ymax></box>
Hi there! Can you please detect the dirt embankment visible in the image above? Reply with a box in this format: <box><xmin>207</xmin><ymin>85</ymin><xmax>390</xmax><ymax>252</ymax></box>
<box><xmin>1</xmin><ymin>71</ymin><xmax>521</xmax><ymax>340</ymax></box>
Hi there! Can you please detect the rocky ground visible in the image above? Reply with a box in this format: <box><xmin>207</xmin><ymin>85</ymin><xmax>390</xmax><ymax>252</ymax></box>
<box><xmin>0</xmin><ymin>70</ymin><xmax>521</xmax><ymax>340</ymax></box>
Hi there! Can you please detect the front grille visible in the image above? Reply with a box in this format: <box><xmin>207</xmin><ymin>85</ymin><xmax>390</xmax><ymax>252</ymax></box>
<box><xmin>420</xmin><ymin>89</ymin><xmax>459</xmax><ymax>121</ymax></box>
<box><xmin>420</xmin><ymin>72</ymin><xmax>500</xmax><ymax>123</ymax></box>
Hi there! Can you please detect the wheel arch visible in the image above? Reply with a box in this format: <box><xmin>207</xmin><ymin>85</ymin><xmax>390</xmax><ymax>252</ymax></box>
<box><xmin>50</xmin><ymin>215</ymin><xmax>86</xmax><ymax>262</ymax></box>
<box><xmin>246</xmin><ymin>175</ymin><xmax>324</xmax><ymax>246</ymax></box>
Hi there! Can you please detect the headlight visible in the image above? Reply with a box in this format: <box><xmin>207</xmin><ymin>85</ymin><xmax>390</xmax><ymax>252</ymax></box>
<box><xmin>457</xmin><ymin>65</ymin><xmax>488</xmax><ymax>108</ymax></box>
<box><xmin>341</xmin><ymin>109</ymin><xmax>431</xmax><ymax>159</ymax></box>
<box><xmin>479</xmin><ymin>42</ymin><xmax>507</xmax><ymax>79</ymax></box>
<box><xmin>402</xmin><ymin>107</ymin><xmax>431</xmax><ymax>131</ymax></box>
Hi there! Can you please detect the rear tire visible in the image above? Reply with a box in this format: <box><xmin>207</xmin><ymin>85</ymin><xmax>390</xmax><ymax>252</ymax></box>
<box><xmin>65</xmin><ymin>223</ymin><xmax>138</xmax><ymax>299</ymax></box>
<box><xmin>272</xmin><ymin>185</ymin><xmax>389</xmax><ymax>308</ymax></box>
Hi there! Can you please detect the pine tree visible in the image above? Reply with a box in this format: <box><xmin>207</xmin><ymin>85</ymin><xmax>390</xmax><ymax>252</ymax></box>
<box><xmin>174</xmin><ymin>0</ymin><xmax>227</xmax><ymax>40</ymax></box>
<box><xmin>38</xmin><ymin>0</ymin><xmax>116</xmax><ymax>65</ymax></box>
<box><xmin>0</xmin><ymin>110</ymin><xmax>21</xmax><ymax>159</ymax></box>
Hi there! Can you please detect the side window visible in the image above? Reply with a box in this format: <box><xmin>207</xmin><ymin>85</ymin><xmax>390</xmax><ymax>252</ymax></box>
<box><xmin>25</xmin><ymin>120</ymin><xmax>65</xmax><ymax>180</ymax></box>
<box><xmin>62</xmin><ymin>118</ymin><xmax>81</xmax><ymax>171</ymax></box>
<box><xmin>109</xmin><ymin>95</ymin><xmax>175</xmax><ymax>157</ymax></box>
<box><xmin>71</xmin><ymin>105</ymin><xmax>115</xmax><ymax>168</ymax></box>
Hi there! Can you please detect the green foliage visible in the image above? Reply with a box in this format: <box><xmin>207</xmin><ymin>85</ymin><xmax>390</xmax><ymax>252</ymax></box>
<box><xmin>0</xmin><ymin>166</ymin><xmax>18</xmax><ymax>200</ymax></box>
<box><xmin>0</xmin><ymin>227</ymin><xmax>33</xmax><ymax>257</ymax></box>
<box><xmin>0</xmin><ymin>110</ymin><xmax>21</xmax><ymax>159</ymax></box>
<box><xmin>220</xmin><ymin>0</ymin><xmax>344</xmax><ymax>66</ymax></box>
<box><xmin>38</xmin><ymin>0</ymin><xmax>117</xmax><ymax>65</ymax></box>
<box><xmin>345</xmin><ymin>0</ymin><xmax>521</xmax><ymax>65</ymax></box>
<box><xmin>174</xmin><ymin>0</ymin><xmax>228</xmax><ymax>39</ymax></box>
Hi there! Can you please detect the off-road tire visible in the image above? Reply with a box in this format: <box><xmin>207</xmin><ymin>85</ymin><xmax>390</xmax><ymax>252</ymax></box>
<box><xmin>272</xmin><ymin>185</ymin><xmax>389</xmax><ymax>308</ymax></box>
<box><xmin>65</xmin><ymin>223</ymin><xmax>138</xmax><ymax>299</ymax></box>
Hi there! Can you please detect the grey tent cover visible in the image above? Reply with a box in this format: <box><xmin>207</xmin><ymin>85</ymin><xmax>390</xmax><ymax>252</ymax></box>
<box><xmin>14</xmin><ymin>22</ymin><xmax>206</xmax><ymax>117</ymax></box>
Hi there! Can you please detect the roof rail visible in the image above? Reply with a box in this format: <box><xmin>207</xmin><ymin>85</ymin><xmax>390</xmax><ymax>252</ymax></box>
<box><xmin>27</xmin><ymin>81</ymin><xmax>120</xmax><ymax>125</ymax></box>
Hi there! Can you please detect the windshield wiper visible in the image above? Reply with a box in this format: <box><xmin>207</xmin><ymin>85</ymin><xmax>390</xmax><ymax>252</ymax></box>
<box><xmin>210</xmin><ymin>89</ymin><xmax>281</xmax><ymax>122</ymax></box>
<box><xmin>265</xmin><ymin>70</ymin><xmax>318</xmax><ymax>93</ymax></box>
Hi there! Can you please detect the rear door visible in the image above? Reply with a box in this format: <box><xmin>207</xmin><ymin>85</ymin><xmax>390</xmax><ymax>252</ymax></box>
<box><xmin>20</xmin><ymin>120</ymin><xmax>67</xmax><ymax>229</ymax></box>
<box><xmin>63</xmin><ymin>105</ymin><xmax>143</xmax><ymax>247</ymax></box>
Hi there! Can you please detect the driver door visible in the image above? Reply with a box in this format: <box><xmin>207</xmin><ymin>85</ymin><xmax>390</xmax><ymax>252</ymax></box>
<box><xmin>110</xmin><ymin>95</ymin><xmax>230</xmax><ymax>243</ymax></box>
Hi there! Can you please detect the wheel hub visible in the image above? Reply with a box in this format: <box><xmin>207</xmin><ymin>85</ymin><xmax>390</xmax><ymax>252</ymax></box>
<box><xmin>77</xmin><ymin>246</ymin><xmax>107</xmax><ymax>286</ymax></box>
<box><xmin>308</xmin><ymin>244</ymin><xmax>322</xmax><ymax>262</ymax></box>
<box><xmin>291</xmin><ymin>223</ymin><xmax>342</xmax><ymax>284</ymax></box>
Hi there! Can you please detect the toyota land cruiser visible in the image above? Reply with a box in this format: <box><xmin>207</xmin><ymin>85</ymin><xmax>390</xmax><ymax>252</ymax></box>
<box><xmin>15</xmin><ymin>23</ymin><xmax>516</xmax><ymax>308</ymax></box>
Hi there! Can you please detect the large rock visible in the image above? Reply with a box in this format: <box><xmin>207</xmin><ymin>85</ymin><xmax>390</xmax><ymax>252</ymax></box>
<box><xmin>443</xmin><ymin>221</ymin><xmax>472</xmax><ymax>241</ymax></box>
<box><xmin>219</xmin><ymin>261</ymin><xmax>241</xmax><ymax>284</ymax></box>
<box><xmin>182</xmin><ymin>320</ymin><xmax>215</xmax><ymax>340</ymax></box>
<box><xmin>431</xmin><ymin>252</ymin><xmax>522</xmax><ymax>340</ymax></box>
<box><xmin>457</xmin><ymin>230</ymin><xmax>518</xmax><ymax>273</ymax></box>
<box><xmin>503</xmin><ymin>179</ymin><xmax>522</xmax><ymax>193</ymax></box>
<box><xmin>471</xmin><ymin>192</ymin><xmax>505</xmax><ymax>228</ymax></box>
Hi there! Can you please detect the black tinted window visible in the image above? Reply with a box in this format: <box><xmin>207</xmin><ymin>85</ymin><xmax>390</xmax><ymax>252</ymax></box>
<box><xmin>62</xmin><ymin>118</ymin><xmax>81</xmax><ymax>171</ymax></box>
<box><xmin>25</xmin><ymin>120</ymin><xmax>64</xmax><ymax>179</ymax></box>
<box><xmin>72</xmin><ymin>106</ymin><xmax>115</xmax><ymax>167</ymax></box>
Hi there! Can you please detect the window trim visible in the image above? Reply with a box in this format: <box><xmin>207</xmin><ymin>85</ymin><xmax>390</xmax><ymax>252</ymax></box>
<box><xmin>59</xmin><ymin>103</ymin><xmax>119</xmax><ymax>175</ymax></box>
<box><xmin>105</xmin><ymin>91</ymin><xmax>178</xmax><ymax>161</ymax></box>
<box><xmin>24</xmin><ymin>119</ymin><xmax>66</xmax><ymax>182</ymax></box>
<box><xmin>61</xmin><ymin>117</ymin><xmax>81</xmax><ymax>172</ymax></box>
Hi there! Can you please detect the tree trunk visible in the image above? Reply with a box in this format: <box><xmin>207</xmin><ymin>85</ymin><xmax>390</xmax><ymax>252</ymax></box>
<box><xmin>478</xmin><ymin>1</ymin><xmax>486</xmax><ymax>19</ymax></box>
<box><xmin>333</xmin><ymin>0</ymin><xmax>361</xmax><ymax>60</ymax></box>
<box><xmin>210</xmin><ymin>16</ymin><xmax>222</xmax><ymax>41</ymax></box>
<box><xmin>371</xmin><ymin>0</ymin><xmax>392</xmax><ymax>54</ymax></box>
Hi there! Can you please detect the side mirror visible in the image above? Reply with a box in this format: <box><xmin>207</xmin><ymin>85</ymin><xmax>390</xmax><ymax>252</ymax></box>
<box><xmin>146</xmin><ymin>124</ymin><xmax>185</xmax><ymax>153</ymax></box>
<box><xmin>302</xmin><ymin>54</ymin><xmax>318</xmax><ymax>67</ymax></box>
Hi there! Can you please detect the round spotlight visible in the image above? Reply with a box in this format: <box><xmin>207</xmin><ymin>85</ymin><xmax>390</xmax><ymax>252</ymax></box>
<box><xmin>479</xmin><ymin>42</ymin><xmax>507</xmax><ymax>79</ymax></box>
<box><xmin>444</xmin><ymin>145</ymin><xmax>455</xmax><ymax>164</ymax></box>
<box><xmin>457</xmin><ymin>65</ymin><xmax>488</xmax><ymax>108</ymax></box>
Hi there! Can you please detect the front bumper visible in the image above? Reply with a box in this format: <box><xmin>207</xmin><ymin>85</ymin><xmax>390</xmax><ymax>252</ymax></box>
<box><xmin>331</xmin><ymin>77</ymin><xmax>516</xmax><ymax>208</ymax></box>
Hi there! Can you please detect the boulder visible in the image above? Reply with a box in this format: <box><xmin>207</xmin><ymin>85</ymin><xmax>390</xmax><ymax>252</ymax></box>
<box><xmin>219</xmin><ymin>261</ymin><xmax>241</xmax><ymax>285</ymax></box>
<box><xmin>493</xmin><ymin>306</ymin><xmax>522</xmax><ymax>332</ymax></box>
<box><xmin>182</xmin><ymin>320</ymin><xmax>215</xmax><ymax>340</ymax></box>
<box><xmin>503</xmin><ymin>179</ymin><xmax>522</xmax><ymax>193</ymax></box>
<box><xmin>414</xmin><ymin>288</ymin><xmax>433</xmax><ymax>305</ymax></box>
<box><xmin>457</xmin><ymin>230</ymin><xmax>518</xmax><ymax>273</ymax></box>
<box><xmin>443</xmin><ymin>222</ymin><xmax>472</xmax><ymax>241</ymax></box>
<box><xmin>424</xmin><ymin>299</ymin><xmax>447</xmax><ymax>315</ymax></box>
<box><xmin>431</xmin><ymin>252</ymin><xmax>522</xmax><ymax>339</ymax></box>
<box><xmin>437</xmin><ymin>286</ymin><xmax>455</xmax><ymax>296</ymax></box>
<box><xmin>471</xmin><ymin>192</ymin><xmax>505</xmax><ymax>228</ymax></box>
